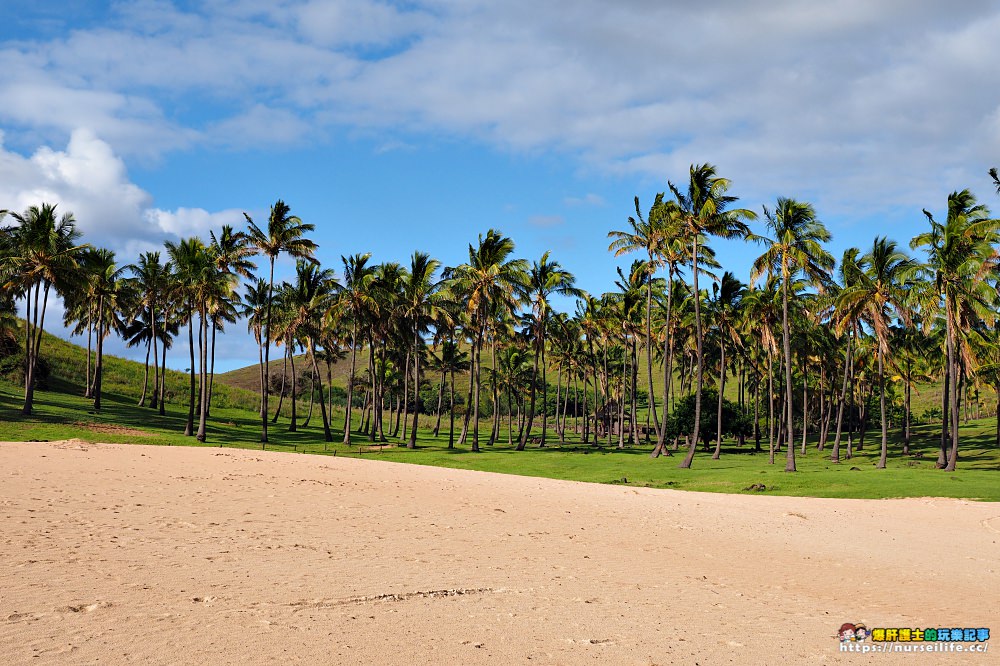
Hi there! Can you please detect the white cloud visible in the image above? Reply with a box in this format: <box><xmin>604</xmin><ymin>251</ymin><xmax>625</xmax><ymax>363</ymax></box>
<box><xmin>564</xmin><ymin>193</ymin><xmax>605</xmax><ymax>207</ymax></box>
<box><xmin>2</xmin><ymin>1</ymin><xmax>1000</xmax><ymax>214</ymax></box>
<box><xmin>528</xmin><ymin>214</ymin><xmax>564</xmax><ymax>228</ymax></box>
<box><xmin>146</xmin><ymin>207</ymin><xmax>245</xmax><ymax>238</ymax></box>
<box><xmin>0</xmin><ymin>129</ymin><xmax>242</xmax><ymax>254</ymax></box>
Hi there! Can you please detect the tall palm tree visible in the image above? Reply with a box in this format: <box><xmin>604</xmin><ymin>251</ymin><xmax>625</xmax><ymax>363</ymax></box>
<box><xmin>448</xmin><ymin>230</ymin><xmax>528</xmax><ymax>452</ymax></box>
<box><xmin>912</xmin><ymin>190</ymin><xmax>1000</xmax><ymax>470</ymax></box>
<box><xmin>608</xmin><ymin>194</ymin><xmax>673</xmax><ymax>441</ymax></box>
<box><xmin>335</xmin><ymin>253</ymin><xmax>376</xmax><ymax>445</ymax></box>
<box><xmin>752</xmin><ymin>198</ymin><xmax>834</xmax><ymax>472</ymax></box>
<box><xmin>0</xmin><ymin>203</ymin><xmax>87</xmax><ymax>414</ymax></box>
<box><xmin>89</xmin><ymin>249</ymin><xmax>129</xmax><ymax>412</ymax></box>
<box><xmin>740</xmin><ymin>276</ymin><xmax>781</xmax><ymax>458</ymax></box>
<box><xmin>709</xmin><ymin>271</ymin><xmax>745</xmax><ymax>459</ymax></box>
<box><xmin>242</xmin><ymin>278</ymin><xmax>271</xmax><ymax>415</ymax></box>
<box><xmin>518</xmin><ymin>252</ymin><xmax>580</xmax><ymax>450</ymax></box>
<box><xmin>829</xmin><ymin>248</ymin><xmax>863</xmax><ymax>464</ymax></box>
<box><xmin>287</xmin><ymin>259</ymin><xmax>339</xmax><ymax>443</ymax></box>
<box><xmin>207</xmin><ymin>224</ymin><xmax>256</xmax><ymax>417</ymax></box>
<box><xmin>127</xmin><ymin>251</ymin><xmax>170</xmax><ymax>407</ymax></box>
<box><xmin>165</xmin><ymin>237</ymin><xmax>212</xmax><ymax>437</ymax></box>
<box><xmin>400</xmin><ymin>252</ymin><xmax>443</xmax><ymax>448</ymax></box>
<box><xmin>669</xmin><ymin>164</ymin><xmax>755</xmax><ymax>469</ymax></box>
<box><xmin>836</xmin><ymin>237</ymin><xmax>915</xmax><ymax>468</ymax></box>
<box><xmin>245</xmin><ymin>200</ymin><xmax>317</xmax><ymax>446</ymax></box>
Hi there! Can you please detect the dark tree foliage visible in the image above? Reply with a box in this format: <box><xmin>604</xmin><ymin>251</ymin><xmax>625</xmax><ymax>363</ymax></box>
<box><xmin>663</xmin><ymin>389</ymin><xmax>751</xmax><ymax>448</ymax></box>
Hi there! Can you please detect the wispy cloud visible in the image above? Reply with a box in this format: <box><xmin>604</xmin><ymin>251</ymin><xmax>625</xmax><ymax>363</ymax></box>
<box><xmin>564</xmin><ymin>193</ymin><xmax>605</xmax><ymax>207</ymax></box>
<box><xmin>2</xmin><ymin>1</ymin><xmax>1000</xmax><ymax>213</ymax></box>
<box><xmin>528</xmin><ymin>214</ymin><xmax>564</xmax><ymax>228</ymax></box>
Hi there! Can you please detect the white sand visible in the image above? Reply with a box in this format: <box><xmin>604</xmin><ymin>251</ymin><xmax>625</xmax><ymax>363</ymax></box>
<box><xmin>1</xmin><ymin>440</ymin><xmax>997</xmax><ymax>664</ymax></box>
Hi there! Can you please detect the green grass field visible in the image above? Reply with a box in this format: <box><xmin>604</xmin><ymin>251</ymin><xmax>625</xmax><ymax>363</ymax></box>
<box><xmin>2</xmin><ymin>325</ymin><xmax>998</xmax><ymax>501</ymax></box>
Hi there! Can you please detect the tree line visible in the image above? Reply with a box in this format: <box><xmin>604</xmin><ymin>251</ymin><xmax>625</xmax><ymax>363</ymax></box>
<box><xmin>3</xmin><ymin>163</ymin><xmax>1000</xmax><ymax>471</ymax></box>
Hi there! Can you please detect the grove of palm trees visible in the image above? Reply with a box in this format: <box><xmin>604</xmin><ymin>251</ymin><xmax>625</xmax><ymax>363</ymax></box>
<box><xmin>4</xmin><ymin>163</ymin><xmax>1000</xmax><ymax>490</ymax></box>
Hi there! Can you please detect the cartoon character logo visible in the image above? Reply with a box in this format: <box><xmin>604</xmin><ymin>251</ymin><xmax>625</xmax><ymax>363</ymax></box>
<box><xmin>854</xmin><ymin>624</ymin><xmax>869</xmax><ymax>642</ymax></box>
<box><xmin>839</xmin><ymin>623</ymin><xmax>857</xmax><ymax>642</ymax></box>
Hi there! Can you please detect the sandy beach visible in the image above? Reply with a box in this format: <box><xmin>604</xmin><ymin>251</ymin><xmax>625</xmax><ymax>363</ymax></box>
<box><xmin>0</xmin><ymin>440</ymin><xmax>996</xmax><ymax>664</ymax></box>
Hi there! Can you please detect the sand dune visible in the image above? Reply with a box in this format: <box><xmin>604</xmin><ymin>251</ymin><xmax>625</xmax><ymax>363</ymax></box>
<box><xmin>1</xmin><ymin>440</ymin><xmax>996</xmax><ymax>664</ymax></box>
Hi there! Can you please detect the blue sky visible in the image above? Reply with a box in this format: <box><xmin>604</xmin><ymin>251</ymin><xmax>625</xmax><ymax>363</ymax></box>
<box><xmin>3</xmin><ymin>1</ymin><xmax>1000</xmax><ymax>371</ymax></box>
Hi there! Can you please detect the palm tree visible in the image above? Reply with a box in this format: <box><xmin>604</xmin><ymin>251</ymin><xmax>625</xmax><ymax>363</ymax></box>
<box><xmin>912</xmin><ymin>190</ymin><xmax>1000</xmax><ymax>470</ymax></box>
<box><xmin>287</xmin><ymin>259</ymin><xmax>339</xmax><ymax>443</ymax></box>
<box><xmin>669</xmin><ymin>164</ymin><xmax>755</xmax><ymax>469</ymax></box>
<box><xmin>165</xmin><ymin>237</ymin><xmax>212</xmax><ymax>437</ymax></box>
<box><xmin>709</xmin><ymin>271</ymin><xmax>745</xmax><ymax>459</ymax></box>
<box><xmin>740</xmin><ymin>277</ymin><xmax>781</xmax><ymax>458</ymax></box>
<box><xmin>518</xmin><ymin>252</ymin><xmax>580</xmax><ymax>450</ymax></box>
<box><xmin>836</xmin><ymin>237</ymin><xmax>915</xmax><ymax>468</ymax></box>
<box><xmin>751</xmin><ymin>198</ymin><xmax>834</xmax><ymax>472</ymax></box>
<box><xmin>127</xmin><ymin>251</ymin><xmax>170</xmax><ymax>407</ymax></box>
<box><xmin>448</xmin><ymin>230</ymin><xmax>528</xmax><ymax>452</ymax></box>
<box><xmin>400</xmin><ymin>252</ymin><xmax>443</xmax><ymax>448</ymax></box>
<box><xmin>245</xmin><ymin>200</ymin><xmax>317</xmax><ymax>446</ymax></box>
<box><xmin>608</xmin><ymin>194</ymin><xmax>673</xmax><ymax>441</ymax></box>
<box><xmin>207</xmin><ymin>224</ymin><xmax>255</xmax><ymax>417</ymax></box>
<box><xmin>89</xmin><ymin>249</ymin><xmax>129</xmax><ymax>412</ymax></box>
<box><xmin>242</xmin><ymin>278</ymin><xmax>271</xmax><ymax>415</ymax></box>
<box><xmin>335</xmin><ymin>253</ymin><xmax>376</xmax><ymax>445</ymax></box>
<box><xmin>0</xmin><ymin>203</ymin><xmax>87</xmax><ymax>414</ymax></box>
<box><xmin>829</xmin><ymin>248</ymin><xmax>863</xmax><ymax>464</ymax></box>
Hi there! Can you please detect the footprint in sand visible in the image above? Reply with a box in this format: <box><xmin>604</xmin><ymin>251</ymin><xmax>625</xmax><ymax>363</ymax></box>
<box><xmin>982</xmin><ymin>516</ymin><xmax>1000</xmax><ymax>534</ymax></box>
<box><xmin>57</xmin><ymin>601</ymin><xmax>113</xmax><ymax>614</ymax></box>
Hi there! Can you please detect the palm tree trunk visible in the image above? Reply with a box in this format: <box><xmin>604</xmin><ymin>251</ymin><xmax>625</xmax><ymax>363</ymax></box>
<box><xmin>618</xmin><ymin>344</ymin><xmax>627</xmax><ymax>449</ymax></box>
<box><xmin>458</xmin><ymin>355</ymin><xmax>473</xmax><ymax>445</ymax></box>
<box><xmin>159</xmin><ymin>324</ymin><xmax>168</xmax><ymax>416</ymax></box>
<box><xmin>519</xmin><ymin>336</ymin><xmax>540</xmax><ymax>450</ymax></box>
<box><xmin>753</xmin><ymin>369</ymin><xmax>761</xmax><ymax>452</ymax></box>
<box><xmin>261</xmin><ymin>258</ymin><xmax>275</xmax><ymax>446</ymax></box>
<box><xmin>408</xmin><ymin>330</ymin><xmax>421</xmax><ymax>449</ymax></box>
<box><xmin>554</xmin><ymin>361</ymin><xmax>563</xmax><ymax>441</ymax></box>
<box><xmin>150</xmin><ymin>303</ymin><xmax>159</xmax><ymax>409</ymax></box>
<box><xmin>876</xmin><ymin>345</ymin><xmax>888</xmax><ymax>468</ymax></box>
<box><xmin>185</xmin><ymin>300</ymin><xmax>195</xmax><ymax>436</ymax></box>
<box><xmin>139</xmin><ymin>336</ymin><xmax>151</xmax><ymax>406</ymax></box>
<box><xmin>768</xmin><ymin>353</ymin><xmax>775</xmax><ymax>465</ymax></box>
<box><xmin>401</xmin><ymin>350</ymin><xmax>411</xmax><ymax>441</ymax></box>
<box><xmin>21</xmin><ymin>283</ymin><xmax>36</xmax><ymax>414</ymax></box>
<box><xmin>645</xmin><ymin>272</ymin><xmax>661</xmax><ymax>440</ymax></box>
<box><xmin>542</xmin><ymin>329</ymin><xmax>550</xmax><ymax>447</ymax></box>
<box><xmin>433</xmin><ymin>367</ymin><xmax>445</xmax><ymax>436</ymax></box>
<box><xmin>680</xmin><ymin>235</ymin><xmax>704</xmax><ymax>468</ymax></box>
<box><xmin>945</xmin><ymin>304</ymin><xmax>960</xmax><ymax>471</ymax></box>
<box><xmin>489</xmin><ymin>342</ymin><xmax>500</xmax><ymax>446</ymax></box>
<box><xmin>799</xmin><ymin>360</ymin><xmax>809</xmax><ymax>455</ymax></box>
<box><xmin>207</xmin><ymin>315</ymin><xmax>218</xmax><ymax>419</ymax></box>
<box><xmin>24</xmin><ymin>282</ymin><xmax>50</xmax><ymax>415</ymax></box>
<box><xmin>196</xmin><ymin>305</ymin><xmax>209</xmax><ymax>442</ymax></box>
<box><xmin>713</xmin><ymin>339</ymin><xmax>726</xmax><ymax>459</ymax></box>
<box><xmin>903</xmin><ymin>360</ymin><xmax>911</xmax><ymax>456</ymax></box>
<box><xmin>472</xmin><ymin>329</ymin><xmax>482</xmax><ymax>453</ymax></box>
<box><xmin>448</xmin><ymin>362</ymin><xmax>456</xmax><ymax>449</ymax></box>
<box><xmin>832</xmin><ymin>332</ymin><xmax>851</xmax><ymax>463</ymax></box>
<box><xmin>630</xmin><ymin>340</ymin><xmax>639</xmax><ymax>446</ymax></box>
<box><xmin>303</xmin><ymin>362</ymin><xmax>315</xmax><ymax>427</ymax></box>
<box><xmin>93</xmin><ymin>295</ymin><xmax>105</xmax><ymax>412</ymax></box>
<box><xmin>309</xmin><ymin>340</ymin><xmax>333</xmax><ymax>443</ymax></box>
<box><xmin>85</xmin><ymin>305</ymin><xmax>93</xmax><ymax>398</ymax></box>
<box><xmin>272</xmin><ymin>348</ymin><xmax>288</xmax><ymax>423</ymax></box>
<box><xmin>939</xmin><ymin>353</ymin><xmax>950</xmax><ymax>467</ymax></box>
<box><xmin>343</xmin><ymin>321</ymin><xmax>358</xmax><ymax>444</ymax></box>
<box><xmin>780</xmin><ymin>263</ymin><xmax>796</xmax><ymax>472</ymax></box>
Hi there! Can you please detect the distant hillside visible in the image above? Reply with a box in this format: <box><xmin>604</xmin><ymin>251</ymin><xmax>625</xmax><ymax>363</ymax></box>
<box><xmin>2</xmin><ymin>320</ymin><xmax>261</xmax><ymax>413</ymax></box>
